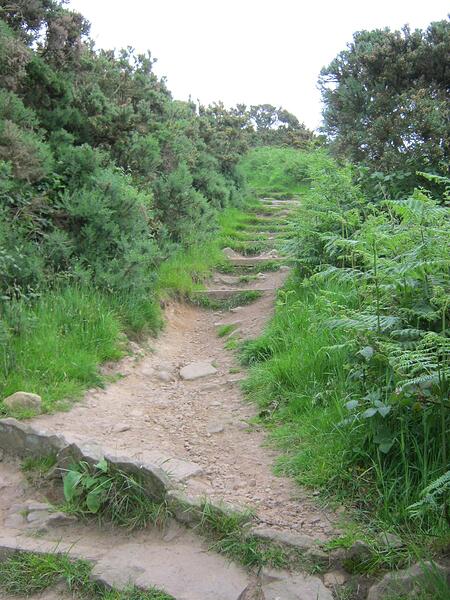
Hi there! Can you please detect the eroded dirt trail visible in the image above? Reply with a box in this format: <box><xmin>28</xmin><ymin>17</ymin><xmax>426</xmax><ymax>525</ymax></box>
<box><xmin>27</xmin><ymin>200</ymin><xmax>338</xmax><ymax>539</ymax></box>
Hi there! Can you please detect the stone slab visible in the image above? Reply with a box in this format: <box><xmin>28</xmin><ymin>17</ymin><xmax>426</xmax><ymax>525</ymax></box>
<box><xmin>91</xmin><ymin>540</ymin><xmax>251</xmax><ymax>600</ymax></box>
<box><xmin>261</xmin><ymin>569</ymin><xmax>333</xmax><ymax>600</ymax></box>
<box><xmin>179</xmin><ymin>362</ymin><xmax>218</xmax><ymax>381</ymax></box>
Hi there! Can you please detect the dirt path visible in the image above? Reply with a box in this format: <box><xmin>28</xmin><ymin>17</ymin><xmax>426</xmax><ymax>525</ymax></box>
<box><xmin>26</xmin><ymin>199</ymin><xmax>338</xmax><ymax>539</ymax></box>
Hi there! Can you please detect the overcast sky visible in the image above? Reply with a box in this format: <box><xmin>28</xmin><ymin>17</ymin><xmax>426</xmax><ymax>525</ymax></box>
<box><xmin>68</xmin><ymin>1</ymin><xmax>449</xmax><ymax>130</ymax></box>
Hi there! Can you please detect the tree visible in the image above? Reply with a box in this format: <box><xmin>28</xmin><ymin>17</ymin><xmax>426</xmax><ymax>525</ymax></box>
<box><xmin>320</xmin><ymin>19</ymin><xmax>450</xmax><ymax>192</ymax></box>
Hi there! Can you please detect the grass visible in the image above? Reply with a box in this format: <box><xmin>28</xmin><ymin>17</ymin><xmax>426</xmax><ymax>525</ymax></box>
<box><xmin>157</xmin><ymin>241</ymin><xmax>226</xmax><ymax>298</ymax></box>
<box><xmin>0</xmin><ymin>551</ymin><xmax>174</xmax><ymax>599</ymax></box>
<box><xmin>193</xmin><ymin>501</ymin><xmax>311</xmax><ymax>571</ymax></box>
<box><xmin>217</xmin><ymin>324</ymin><xmax>238</xmax><ymax>337</ymax></box>
<box><xmin>239</xmin><ymin>146</ymin><xmax>311</xmax><ymax>197</ymax></box>
<box><xmin>192</xmin><ymin>290</ymin><xmax>262</xmax><ymax>311</ymax></box>
<box><xmin>0</xmin><ymin>286</ymin><xmax>130</xmax><ymax>416</ymax></box>
<box><xmin>21</xmin><ymin>454</ymin><xmax>57</xmax><ymax>486</ymax></box>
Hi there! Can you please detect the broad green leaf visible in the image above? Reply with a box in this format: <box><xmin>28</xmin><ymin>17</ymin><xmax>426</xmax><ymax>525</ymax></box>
<box><xmin>95</xmin><ymin>458</ymin><xmax>108</xmax><ymax>473</ymax></box>
<box><xmin>358</xmin><ymin>346</ymin><xmax>374</xmax><ymax>361</ymax></box>
<box><xmin>345</xmin><ymin>400</ymin><xmax>359</xmax><ymax>410</ymax></box>
<box><xmin>86</xmin><ymin>490</ymin><xmax>102</xmax><ymax>513</ymax></box>
<box><xmin>63</xmin><ymin>470</ymin><xmax>83</xmax><ymax>501</ymax></box>
<box><xmin>362</xmin><ymin>407</ymin><xmax>377</xmax><ymax>418</ymax></box>
<box><xmin>377</xmin><ymin>405</ymin><xmax>391</xmax><ymax>417</ymax></box>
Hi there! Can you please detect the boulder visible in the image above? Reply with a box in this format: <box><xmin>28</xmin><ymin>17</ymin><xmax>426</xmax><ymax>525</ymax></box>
<box><xmin>367</xmin><ymin>561</ymin><xmax>448</xmax><ymax>600</ymax></box>
<box><xmin>180</xmin><ymin>362</ymin><xmax>217</xmax><ymax>381</ymax></box>
<box><xmin>3</xmin><ymin>392</ymin><xmax>42</xmax><ymax>414</ymax></box>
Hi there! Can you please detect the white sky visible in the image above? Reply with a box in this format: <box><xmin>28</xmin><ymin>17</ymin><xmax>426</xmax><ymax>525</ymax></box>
<box><xmin>68</xmin><ymin>0</ymin><xmax>449</xmax><ymax>130</ymax></box>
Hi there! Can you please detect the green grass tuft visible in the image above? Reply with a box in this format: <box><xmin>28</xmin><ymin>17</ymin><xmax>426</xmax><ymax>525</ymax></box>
<box><xmin>0</xmin><ymin>551</ymin><xmax>174</xmax><ymax>599</ymax></box>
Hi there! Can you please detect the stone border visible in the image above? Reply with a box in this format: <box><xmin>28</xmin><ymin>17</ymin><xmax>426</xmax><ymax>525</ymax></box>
<box><xmin>0</xmin><ymin>418</ymin><xmax>247</xmax><ymax>523</ymax></box>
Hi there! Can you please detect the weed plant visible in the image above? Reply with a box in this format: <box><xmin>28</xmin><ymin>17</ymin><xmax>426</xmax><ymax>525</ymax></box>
<box><xmin>62</xmin><ymin>459</ymin><xmax>171</xmax><ymax>530</ymax></box>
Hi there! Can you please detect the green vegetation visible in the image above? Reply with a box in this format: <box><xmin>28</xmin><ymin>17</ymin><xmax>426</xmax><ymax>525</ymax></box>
<box><xmin>217</xmin><ymin>324</ymin><xmax>238</xmax><ymax>337</ymax></box>
<box><xmin>241</xmin><ymin>148</ymin><xmax>449</xmax><ymax>559</ymax></box>
<box><xmin>239</xmin><ymin>146</ymin><xmax>310</xmax><ymax>196</ymax></box>
<box><xmin>193</xmin><ymin>290</ymin><xmax>262</xmax><ymax>311</ymax></box>
<box><xmin>193</xmin><ymin>501</ymin><xmax>309</xmax><ymax>571</ymax></box>
<box><xmin>62</xmin><ymin>459</ymin><xmax>170</xmax><ymax>530</ymax></box>
<box><xmin>0</xmin><ymin>551</ymin><xmax>173</xmax><ymax>599</ymax></box>
<box><xmin>21</xmin><ymin>453</ymin><xmax>57</xmax><ymax>485</ymax></box>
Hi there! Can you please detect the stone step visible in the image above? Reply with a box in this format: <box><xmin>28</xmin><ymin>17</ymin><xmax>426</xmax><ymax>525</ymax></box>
<box><xmin>192</xmin><ymin>288</ymin><xmax>274</xmax><ymax>300</ymax></box>
<box><xmin>0</xmin><ymin>531</ymin><xmax>252</xmax><ymax>600</ymax></box>
<box><xmin>228</xmin><ymin>256</ymin><xmax>288</xmax><ymax>267</ymax></box>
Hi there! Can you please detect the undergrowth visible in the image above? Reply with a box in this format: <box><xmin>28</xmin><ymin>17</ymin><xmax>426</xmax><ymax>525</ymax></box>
<box><xmin>61</xmin><ymin>459</ymin><xmax>171</xmax><ymax>530</ymax></box>
<box><xmin>240</xmin><ymin>150</ymin><xmax>450</xmax><ymax>567</ymax></box>
<box><xmin>193</xmin><ymin>501</ymin><xmax>311</xmax><ymax>571</ymax></box>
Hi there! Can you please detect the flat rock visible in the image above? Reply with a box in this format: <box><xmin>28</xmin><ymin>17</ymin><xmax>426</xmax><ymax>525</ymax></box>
<box><xmin>91</xmin><ymin>538</ymin><xmax>251</xmax><ymax>600</ymax></box>
<box><xmin>180</xmin><ymin>362</ymin><xmax>218</xmax><ymax>381</ymax></box>
<box><xmin>249</xmin><ymin>527</ymin><xmax>316</xmax><ymax>552</ymax></box>
<box><xmin>0</xmin><ymin>418</ymin><xmax>67</xmax><ymax>458</ymax></box>
<box><xmin>112</xmin><ymin>423</ymin><xmax>131</xmax><ymax>433</ymax></box>
<box><xmin>142</xmin><ymin>450</ymin><xmax>203</xmax><ymax>482</ymax></box>
<box><xmin>375</xmin><ymin>531</ymin><xmax>404</xmax><ymax>549</ymax></box>
<box><xmin>207</xmin><ymin>424</ymin><xmax>224</xmax><ymax>434</ymax></box>
<box><xmin>3</xmin><ymin>392</ymin><xmax>42</xmax><ymax>414</ymax></box>
<box><xmin>260</xmin><ymin>569</ymin><xmax>333</xmax><ymax>600</ymax></box>
<box><xmin>27</xmin><ymin>510</ymin><xmax>77</xmax><ymax>529</ymax></box>
<box><xmin>367</xmin><ymin>561</ymin><xmax>448</xmax><ymax>600</ymax></box>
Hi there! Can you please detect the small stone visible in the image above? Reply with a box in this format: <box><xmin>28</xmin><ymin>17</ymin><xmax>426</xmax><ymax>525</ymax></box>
<box><xmin>201</xmin><ymin>383</ymin><xmax>222</xmax><ymax>392</ymax></box>
<box><xmin>157</xmin><ymin>370</ymin><xmax>172</xmax><ymax>382</ymax></box>
<box><xmin>3</xmin><ymin>392</ymin><xmax>42</xmax><ymax>414</ymax></box>
<box><xmin>375</xmin><ymin>531</ymin><xmax>404</xmax><ymax>549</ymax></box>
<box><xmin>323</xmin><ymin>570</ymin><xmax>348</xmax><ymax>588</ymax></box>
<box><xmin>207</xmin><ymin>424</ymin><xmax>224</xmax><ymax>434</ymax></box>
<box><xmin>180</xmin><ymin>362</ymin><xmax>217</xmax><ymax>381</ymax></box>
<box><xmin>112</xmin><ymin>423</ymin><xmax>131</xmax><ymax>433</ymax></box>
<box><xmin>345</xmin><ymin>540</ymin><xmax>371</xmax><ymax>562</ymax></box>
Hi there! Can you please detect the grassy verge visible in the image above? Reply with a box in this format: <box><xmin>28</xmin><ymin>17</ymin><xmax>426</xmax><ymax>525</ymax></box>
<box><xmin>0</xmin><ymin>202</ymin><xmax>258</xmax><ymax>418</ymax></box>
<box><xmin>0</xmin><ymin>551</ymin><xmax>173</xmax><ymax>599</ymax></box>
<box><xmin>0</xmin><ymin>286</ymin><xmax>137</xmax><ymax>416</ymax></box>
